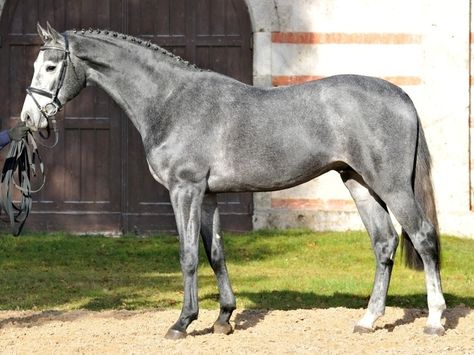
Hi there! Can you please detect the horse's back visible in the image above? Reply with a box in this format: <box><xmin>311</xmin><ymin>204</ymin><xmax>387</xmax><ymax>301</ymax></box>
<box><xmin>154</xmin><ymin>73</ymin><xmax>419</xmax><ymax>193</ymax></box>
<box><xmin>205</xmin><ymin>75</ymin><xmax>418</xmax><ymax>190</ymax></box>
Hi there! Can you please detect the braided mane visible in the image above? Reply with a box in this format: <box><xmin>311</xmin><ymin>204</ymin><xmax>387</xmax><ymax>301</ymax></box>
<box><xmin>70</xmin><ymin>28</ymin><xmax>203</xmax><ymax>72</ymax></box>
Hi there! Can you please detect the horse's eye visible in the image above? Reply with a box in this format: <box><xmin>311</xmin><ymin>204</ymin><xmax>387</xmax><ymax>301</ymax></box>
<box><xmin>46</xmin><ymin>65</ymin><xmax>57</xmax><ymax>72</ymax></box>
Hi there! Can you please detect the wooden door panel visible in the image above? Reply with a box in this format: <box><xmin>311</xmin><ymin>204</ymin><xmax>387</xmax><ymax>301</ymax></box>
<box><xmin>0</xmin><ymin>0</ymin><xmax>253</xmax><ymax>234</ymax></box>
<box><xmin>125</xmin><ymin>0</ymin><xmax>253</xmax><ymax>233</ymax></box>
<box><xmin>0</xmin><ymin>0</ymin><xmax>123</xmax><ymax>233</ymax></box>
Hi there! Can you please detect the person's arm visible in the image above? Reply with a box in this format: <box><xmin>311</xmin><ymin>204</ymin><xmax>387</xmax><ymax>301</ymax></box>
<box><xmin>0</xmin><ymin>129</ymin><xmax>11</xmax><ymax>150</ymax></box>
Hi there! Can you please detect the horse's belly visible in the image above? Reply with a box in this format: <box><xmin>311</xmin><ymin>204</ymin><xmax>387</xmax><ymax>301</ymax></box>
<box><xmin>208</xmin><ymin>157</ymin><xmax>338</xmax><ymax>192</ymax></box>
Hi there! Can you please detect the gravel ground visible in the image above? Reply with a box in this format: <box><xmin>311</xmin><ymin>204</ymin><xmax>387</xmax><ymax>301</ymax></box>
<box><xmin>0</xmin><ymin>306</ymin><xmax>472</xmax><ymax>354</ymax></box>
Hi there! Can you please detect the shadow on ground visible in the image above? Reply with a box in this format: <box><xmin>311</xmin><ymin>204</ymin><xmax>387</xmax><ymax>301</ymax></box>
<box><xmin>227</xmin><ymin>291</ymin><xmax>474</xmax><ymax>310</ymax></box>
<box><xmin>199</xmin><ymin>290</ymin><xmax>473</xmax><ymax>332</ymax></box>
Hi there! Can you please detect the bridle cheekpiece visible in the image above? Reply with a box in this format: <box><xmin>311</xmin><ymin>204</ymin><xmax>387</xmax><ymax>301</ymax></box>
<box><xmin>26</xmin><ymin>34</ymin><xmax>70</xmax><ymax>120</ymax></box>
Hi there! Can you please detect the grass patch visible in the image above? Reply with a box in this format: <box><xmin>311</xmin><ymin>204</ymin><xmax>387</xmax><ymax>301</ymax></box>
<box><xmin>0</xmin><ymin>230</ymin><xmax>472</xmax><ymax>311</ymax></box>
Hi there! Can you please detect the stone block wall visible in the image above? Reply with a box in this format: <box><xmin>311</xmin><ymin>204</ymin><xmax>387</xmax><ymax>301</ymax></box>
<box><xmin>245</xmin><ymin>0</ymin><xmax>474</xmax><ymax>237</ymax></box>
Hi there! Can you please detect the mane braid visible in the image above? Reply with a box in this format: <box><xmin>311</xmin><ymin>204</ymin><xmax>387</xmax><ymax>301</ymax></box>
<box><xmin>71</xmin><ymin>28</ymin><xmax>203</xmax><ymax>72</ymax></box>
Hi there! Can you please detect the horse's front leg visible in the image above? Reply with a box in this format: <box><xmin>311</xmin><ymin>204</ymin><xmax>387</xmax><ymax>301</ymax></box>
<box><xmin>165</xmin><ymin>180</ymin><xmax>206</xmax><ymax>340</ymax></box>
<box><xmin>201</xmin><ymin>193</ymin><xmax>236</xmax><ymax>335</ymax></box>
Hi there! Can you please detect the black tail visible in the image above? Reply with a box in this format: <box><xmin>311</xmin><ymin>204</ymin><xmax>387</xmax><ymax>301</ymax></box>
<box><xmin>401</xmin><ymin>119</ymin><xmax>440</xmax><ymax>270</ymax></box>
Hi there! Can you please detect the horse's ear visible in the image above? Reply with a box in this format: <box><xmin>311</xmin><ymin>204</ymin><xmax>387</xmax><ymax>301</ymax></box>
<box><xmin>46</xmin><ymin>21</ymin><xmax>60</xmax><ymax>43</ymax></box>
<box><xmin>37</xmin><ymin>22</ymin><xmax>50</xmax><ymax>43</ymax></box>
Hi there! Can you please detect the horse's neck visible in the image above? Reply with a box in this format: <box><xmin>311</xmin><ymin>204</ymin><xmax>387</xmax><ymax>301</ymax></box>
<box><xmin>70</xmin><ymin>33</ymin><xmax>189</xmax><ymax>138</ymax></box>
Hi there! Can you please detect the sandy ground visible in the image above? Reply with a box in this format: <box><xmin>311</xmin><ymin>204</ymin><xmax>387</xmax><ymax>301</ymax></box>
<box><xmin>0</xmin><ymin>306</ymin><xmax>472</xmax><ymax>354</ymax></box>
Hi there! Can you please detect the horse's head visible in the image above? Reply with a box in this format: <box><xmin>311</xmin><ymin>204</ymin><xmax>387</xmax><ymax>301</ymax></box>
<box><xmin>21</xmin><ymin>22</ymin><xmax>86</xmax><ymax>131</ymax></box>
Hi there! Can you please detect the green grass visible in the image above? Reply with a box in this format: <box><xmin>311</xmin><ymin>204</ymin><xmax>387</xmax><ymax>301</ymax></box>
<box><xmin>0</xmin><ymin>229</ymin><xmax>472</xmax><ymax>311</ymax></box>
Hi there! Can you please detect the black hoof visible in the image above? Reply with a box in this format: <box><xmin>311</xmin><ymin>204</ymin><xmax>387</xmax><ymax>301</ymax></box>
<box><xmin>353</xmin><ymin>325</ymin><xmax>374</xmax><ymax>334</ymax></box>
<box><xmin>424</xmin><ymin>326</ymin><xmax>445</xmax><ymax>336</ymax></box>
<box><xmin>165</xmin><ymin>328</ymin><xmax>187</xmax><ymax>340</ymax></box>
<box><xmin>212</xmin><ymin>321</ymin><xmax>233</xmax><ymax>335</ymax></box>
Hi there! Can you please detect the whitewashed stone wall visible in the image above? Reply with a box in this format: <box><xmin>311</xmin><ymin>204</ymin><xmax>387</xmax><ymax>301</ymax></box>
<box><xmin>245</xmin><ymin>0</ymin><xmax>474</xmax><ymax>237</ymax></box>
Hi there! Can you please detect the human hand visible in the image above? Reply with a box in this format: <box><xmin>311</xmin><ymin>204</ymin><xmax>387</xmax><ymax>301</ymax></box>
<box><xmin>8</xmin><ymin>122</ymin><xmax>30</xmax><ymax>141</ymax></box>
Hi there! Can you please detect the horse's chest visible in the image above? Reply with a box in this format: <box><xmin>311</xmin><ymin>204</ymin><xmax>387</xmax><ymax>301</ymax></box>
<box><xmin>146</xmin><ymin>161</ymin><xmax>168</xmax><ymax>187</ymax></box>
<box><xmin>145</xmin><ymin>152</ymin><xmax>170</xmax><ymax>189</ymax></box>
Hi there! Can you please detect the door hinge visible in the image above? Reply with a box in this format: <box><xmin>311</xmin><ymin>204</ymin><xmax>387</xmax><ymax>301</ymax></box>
<box><xmin>249</xmin><ymin>34</ymin><xmax>253</xmax><ymax>50</ymax></box>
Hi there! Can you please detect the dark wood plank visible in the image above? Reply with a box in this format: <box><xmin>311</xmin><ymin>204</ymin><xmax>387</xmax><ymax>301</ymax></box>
<box><xmin>80</xmin><ymin>129</ymin><xmax>96</xmax><ymax>201</ymax></box>
<box><xmin>210</xmin><ymin>0</ymin><xmax>225</xmax><ymax>35</ymax></box>
<box><xmin>155</xmin><ymin>0</ymin><xmax>170</xmax><ymax>35</ymax></box>
<box><xmin>81</xmin><ymin>0</ymin><xmax>96</xmax><ymax>29</ymax></box>
<box><xmin>127</xmin><ymin>0</ymin><xmax>141</xmax><ymax>34</ymax></box>
<box><xmin>196</xmin><ymin>0</ymin><xmax>210</xmax><ymax>36</ymax></box>
<box><xmin>65</xmin><ymin>0</ymin><xmax>81</xmax><ymax>29</ymax></box>
<box><xmin>96</xmin><ymin>0</ymin><xmax>110</xmax><ymax>29</ymax></box>
<box><xmin>210</xmin><ymin>46</ymin><xmax>228</xmax><ymax>75</ymax></box>
<box><xmin>170</xmin><ymin>0</ymin><xmax>185</xmax><ymax>36</ymax></box>
<box><xmin>16</xmin><ymin>212</ymin><xmax>122</xmax><ymax>233</ymax></box>
<box><xmin>23</xmin><ymin>0</ymin><xmax>38</xmax><ymax>34</ymax></box>
<box><xmin>226</xmin><ymin>46</ymin><xmax>242</xmax><ymax>81</ymax></box>
<box><xmin>53</xmin><ymin>0</ymin><xmax>66</xmax><ymax>30</ymax></box>
<box><xmin>94</xmin><ymin>128</ymin><xmax>111</xmax><ymax>203</ymax></box>
<box><xmin>9</xmin><ymin>45</ymin><xmax>25</xmax><ymax>118</ymax></box>
<box><xmin>139</xmin><ymin>0</ymin><xmax>155</xmax><ymax>35</ymax></box>
<box><xmin>226</xmin><ymin>0</ymin><xmax>241</xmax><ymax>36</ymax></box>
<box><xmin>195</xmin><ymin>46</ymin><xmax>210</xmax><ymax>70</ymax></box>
<box><xmin>10</xmin><ymin>0</ymin><xmax>23</xmax><ymax>34</ymax></box>
<box><xmin>64</xmin><ymin>128</ymin><xmax>81</xmax><ymax>202</ymax></box>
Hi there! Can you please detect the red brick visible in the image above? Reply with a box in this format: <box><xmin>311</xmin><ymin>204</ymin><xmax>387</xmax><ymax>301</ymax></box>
<box><xmin>271</xmin><ymin>198</ymin><xmax>357</xmax><ymax>211</ymax></box>
<box><xmin>272</xmin><ymin>32</ymin><xmax>421</xmax><ymax>45</ymax></box>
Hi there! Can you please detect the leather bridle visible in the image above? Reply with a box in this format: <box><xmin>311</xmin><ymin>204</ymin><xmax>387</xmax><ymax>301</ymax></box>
<box><xmin>26</xmin><ymin>34</ymin><xmax>70</xmax><ymax>119</ymax></box>
<box><xmin>25</xmin><ymin>34</ymin><xmax>71</xmax><ymax>147</ymax></box>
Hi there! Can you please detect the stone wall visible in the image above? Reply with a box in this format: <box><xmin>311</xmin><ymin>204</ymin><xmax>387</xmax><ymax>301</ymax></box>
<box><xmin>245</xmin><ymin>0</ymin><xmax>474</xmax><ymax>237</ymax></box>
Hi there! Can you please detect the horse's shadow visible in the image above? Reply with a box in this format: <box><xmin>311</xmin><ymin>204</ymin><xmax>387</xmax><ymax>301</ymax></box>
<box><xmin>0</xmin><ymin>310</ymin><xmax>83</xmax><ymax>329</ymax></box>
<box><xmin>187</xmin><ymin>309</ymin><xmax>268</xmax><ymax>336</ymax></box>
<box><xmin>234</xmin><ymin>309</ymin><xmax>268</xmax><ymax>330</ymax></box>
<box><xmin>380</xmin><ymin>306</ymin><xmax>471</xmax><ymax>332</ymax></box>
<box><xmin>0</xmin><ymin>309</ymin><xmax>137</xmax><ymax>329</ymax></box>
<box><xmin>225</xmin><ymin>291</ymin><xmax>473</xmax><ymax>332</ymax></box>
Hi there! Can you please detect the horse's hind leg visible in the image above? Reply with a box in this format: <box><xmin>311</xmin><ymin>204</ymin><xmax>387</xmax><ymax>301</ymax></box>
<box><xmin>382</xmin><ymin>190</ymin><xmax>446</xmax><ymax>335</ymax></box>
<box><xmin>201</xmin><ymin>193</ymin><xmax>236</xmax><ymax>334</ymax></box>
<box><xmin>341</xmin><ymin>170</ymin><xmax>399</xmax><ymax>332</ymax></box>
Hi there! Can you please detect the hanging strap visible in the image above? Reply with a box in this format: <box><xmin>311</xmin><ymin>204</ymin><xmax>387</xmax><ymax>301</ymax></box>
<box><xmin>0</xmin><ymin>132</ymin><xmax>46</xmax><ymax>236</ymax></box>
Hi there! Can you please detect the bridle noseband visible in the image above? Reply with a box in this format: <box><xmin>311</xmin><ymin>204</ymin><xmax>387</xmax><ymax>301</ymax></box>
<box><xmin>25</xmin><ymin>34</ymin><xmax>70</xmax><ymax>147</ymax></box>
<box><xmin>26</xmin><ymin>34</ymin><xmax>69</xmax><ymax>118</ymax></box>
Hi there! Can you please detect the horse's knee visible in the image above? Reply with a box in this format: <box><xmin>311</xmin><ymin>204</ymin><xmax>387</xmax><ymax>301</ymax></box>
<box><xmin>180</xmin><ymin>253</ymin><xmax>199</xmax><ymax>275</ymax></box>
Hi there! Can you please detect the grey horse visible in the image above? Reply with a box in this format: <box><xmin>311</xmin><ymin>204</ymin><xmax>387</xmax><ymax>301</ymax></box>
<box><xmin>20</xmin><ymin>23</ymin><xmax>446</xmax><ymax>338</ymax></box>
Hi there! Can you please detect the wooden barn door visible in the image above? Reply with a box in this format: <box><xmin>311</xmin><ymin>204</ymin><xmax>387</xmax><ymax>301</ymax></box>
<box><xmin>0</xmin><ymin>0</ymin><xmax>253</xmax><ymax>234</ymax></box>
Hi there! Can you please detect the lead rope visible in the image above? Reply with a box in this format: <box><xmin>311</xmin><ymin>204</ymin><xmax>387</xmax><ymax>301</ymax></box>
<box><xmin>0</xmin><ymin>131</ymin><xmax>46</xmax><ymax>235</ymax></box>
<box><xmin>36</xmin><ymin>118</ymin><xmax>59</xmax><ymax>148</ymax></box>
